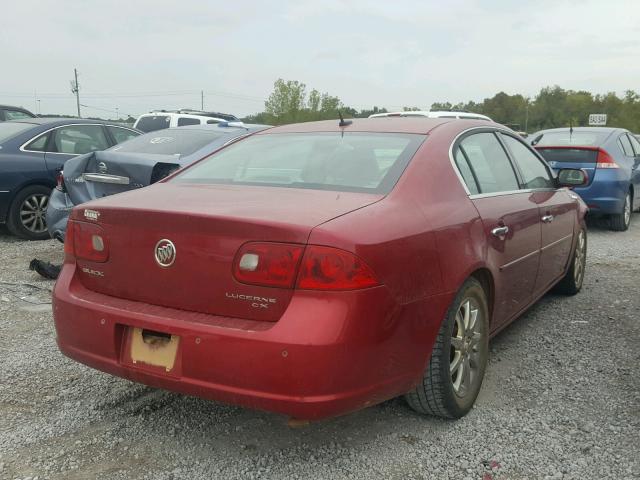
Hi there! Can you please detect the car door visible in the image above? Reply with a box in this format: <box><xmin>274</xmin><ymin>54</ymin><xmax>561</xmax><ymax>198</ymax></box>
<box><xmin>500</xmin><ymin>133</ymin><xmax>576</xmax><ymax>294</ymax></box>
<box><xmin>453</xmin><ymin>130</ymin><xmax>541</xmax><ymax>329</ymax></box>
<box><xmin>43</xmin><ymin>124</ymin><xmax>110</xmax><ymax>176</ymax></box>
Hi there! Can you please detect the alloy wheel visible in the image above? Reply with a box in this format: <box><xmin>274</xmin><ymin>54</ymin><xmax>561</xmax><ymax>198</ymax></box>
<box><xmin>20</xmin><ymin>193</ymin><xmax>49</xmax><ymax>234</ymax></box>
<box><xmin>450</xmin><ymin>298</ymin><xmax>483</xmax><ymax>397</ymax></box>
<box><xmin>573</xmin><ymin>230</ymin><xmax>586</xmax><ymax>286</ymax></box>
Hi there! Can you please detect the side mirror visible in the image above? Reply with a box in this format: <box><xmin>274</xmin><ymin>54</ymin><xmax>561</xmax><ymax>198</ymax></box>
<box><xmin>557</xmin><ymin>168</ymin><xmax>588</xmax><ymax>188</ymax></box>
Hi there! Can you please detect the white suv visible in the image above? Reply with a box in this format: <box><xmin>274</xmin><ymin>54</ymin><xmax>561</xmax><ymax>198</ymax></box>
<box><xmin>369</xmin><ymin>110</ymin><xmax>492</xmax><ymax>121</ymax></box>
<box><xmin>134</xmin><ymin>110</ymin><xmax>242</xmax><ymax>132</ymax></box>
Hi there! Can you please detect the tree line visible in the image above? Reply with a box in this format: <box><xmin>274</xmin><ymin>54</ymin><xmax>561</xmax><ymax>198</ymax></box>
<box><xmin>244</xmin><ymin>80</ymin><xmax>640</xmax><ymax>133</ymax></box>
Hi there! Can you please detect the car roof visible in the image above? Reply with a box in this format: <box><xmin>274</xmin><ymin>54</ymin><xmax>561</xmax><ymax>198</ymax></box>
<box><xmin>258</xmin><ymin>117</ymin><xmax>491</xmax><ymax>135</ymax></box>
<box><xmin>4</xmin><ymin>117</ymin><xmax>124</xmax><ymax>127</ymax></box>
<box><xmin>534</xmin><ymin>127</ymin><xmax>625</xmax><ymax>134</ymax></box>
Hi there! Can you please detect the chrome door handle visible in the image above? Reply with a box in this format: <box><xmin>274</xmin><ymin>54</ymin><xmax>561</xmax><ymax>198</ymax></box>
<box><xmin>491</xmin><ymin>226</ymin><xmax>509</xmax><ymax>237</ymax></box>
<box><xmin>542</xmin><ymin>214</ymin><xmax>554</xmax><ymax>223</ymax></box>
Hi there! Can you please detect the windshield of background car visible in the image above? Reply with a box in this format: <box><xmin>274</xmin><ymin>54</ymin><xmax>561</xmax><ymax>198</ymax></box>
<box><xmin>531</xmin><ymin>130</ymin><xmax>610</xmax><ymax>147</ymax></box>
<box><xmin>109</xmin><ymin>129</ymin><xmax>232</xmax><ymax>156</ymax></box>
<box><xmin>0</xmin><ymin>122</ymin><xmax>34</xmax><ymax>145</ymax></box>
<box><xmin>135</xmin><ymin>115</ymin><xmax>170</xmax><ymax>133</ymax></box>
<box><xmin>174</xmin><ymin>132</ymin><xmax>425</xmax><ymax>194</ymax></box>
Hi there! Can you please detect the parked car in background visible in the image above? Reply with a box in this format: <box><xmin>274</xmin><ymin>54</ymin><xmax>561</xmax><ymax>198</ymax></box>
<box><xmin>369</xmin><ymin>110</ymin><xmax>492</xmax><ymax>121</ymax></box>
<box><xmin>53</xmin><ymin>117</ymin><xmax>588</xmax><ymax>421</ymax></box>
<box><xmin>0</xmin><ymin>104</ymin><xmax>36</xmax><ymax>121</ymax></box>
<box><xmin>0</xmin><ymin>118</ymin><xmax>140</xmax><ymax>239</ymax></box>
<box><xmin>46</xmin><ymin>123</ymin><xmax>270</xmax><ymax>242</ymax></box>
<box><xmin>530</xmin><ymin>127</ymin><xmax>640</xmax><ymax>231</ymax></box>
<box><xmin>133</xmin><ymin>110</ymin><xmax>242</xmax><ymax>133</ymax></box>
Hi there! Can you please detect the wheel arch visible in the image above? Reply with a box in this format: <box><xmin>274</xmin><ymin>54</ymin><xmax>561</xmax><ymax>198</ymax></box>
<box><xmin>469</xmin><ymin>267</ymin><xmax>495</xmax><ymax>327</ymax></box>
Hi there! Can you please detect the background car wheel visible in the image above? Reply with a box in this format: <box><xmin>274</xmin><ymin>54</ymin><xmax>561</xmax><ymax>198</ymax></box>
<box><xmin>554</xmin><ymin>228</ymin><xmax>587</xmax><ymax>295</ymax></box>
<box><xmin>405</xmin><ymin>277</ymin><xmax>489</xmax><ymax>419</ymax></box>
<box><xmin>609</xmin><ymin>191</ymin><xmax>631</xmax><ymax>231</ymax></box>
<box><xmin>7</xmin><ymin>185</ymin><xmax>52</xmax><ymax>240</ymax></box>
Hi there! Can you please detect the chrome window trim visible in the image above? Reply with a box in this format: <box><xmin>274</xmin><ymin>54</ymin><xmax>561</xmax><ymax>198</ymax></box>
<box><xmin>19</xmin><ymin>123</ymin><xmax>135</xmax><ymax>155</ymax></box>
<box><xmin>449</xmin><ymin>126</ymin><xmax>559</xmax><ymax>199</ymax></box>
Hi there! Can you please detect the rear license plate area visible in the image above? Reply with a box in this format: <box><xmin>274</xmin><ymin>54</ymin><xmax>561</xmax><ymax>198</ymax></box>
<box><xmin>121</xmin><ymin>327</ymin><xmax>182</xmax><ymax>375</ymax></box>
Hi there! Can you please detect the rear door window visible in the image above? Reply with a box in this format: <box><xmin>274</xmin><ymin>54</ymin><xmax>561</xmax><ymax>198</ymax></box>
<box><xmin>5</xmin><ymin>110</ymin><xmax>34</xmax><ymax>120</ymax></box>
<box><xmin>107</xmin><ymin>126</ymin><xmax>139</xmax><ymax>144</ymax></box>
<box><xmin>177</xmin><ymin>117</ymin><xmax>201</xmax><ymax>126</ymax></box>
<box><xmin>619</xmin><ymin>134</ymin><xmax>635</xmax><ymax>157</ymax></box>
<box><xmin>628</xmin><ymin>134</ymin><xmax>640</xmax><ymax>156</ymax></box>
<box><xmin>458</xmin><ymin>132</ymin><xmax>520</xmax><ymax>194</ymax></box>
<box><xmin>453</xmin><ymin>148</ymin><xmax>480</xmax><ymax>194</ymax></box>
<box><xmin>501</xmin><ymin>134</ymin><xmax>554</xmax><ymax>189</ymax></box>
<box><xmin>135</xmin><ymin>115</ymin><xmax>170</xmax><ymax>132</ymax></box>
<box><xmin>24</xmin><ymin>133</ymin><xmax>50</xmax><ymax>151</ymax></box>
<box><xmin>50</xmin><ymin>125</ymin><xmax>110</xmax><ymax>154</ymax></box>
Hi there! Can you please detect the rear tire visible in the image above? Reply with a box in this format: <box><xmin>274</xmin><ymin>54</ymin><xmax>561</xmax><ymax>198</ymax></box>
<box><xmin>554</xmin><ymin>228</ymin><xmax>587</xmax><ymax>295</ymax></box>
<box><xmin>609</xmin><ymin>191</ymin><xmax>631</xmax><ymax>231</ymax></box>
<box><xmin>405</xmin><ymin>277</ymin><xmax>489</xmax><ymax>418</ymax></box>
<box><xmin>7</xmin><ymin>185</ymin><xmax>52</xmax><ymax>240</ymax></box>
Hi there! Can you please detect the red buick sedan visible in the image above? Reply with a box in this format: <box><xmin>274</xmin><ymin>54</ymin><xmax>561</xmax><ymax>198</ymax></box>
<box><xmin>53</xmin><ymin>118</ymin><xmax>588</xmax><ymax>420</ymax></box>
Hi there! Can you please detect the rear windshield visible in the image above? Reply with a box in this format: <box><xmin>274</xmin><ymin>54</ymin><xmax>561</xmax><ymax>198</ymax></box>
<box><xmin>0</xmin><ymin>122</ymin><xmax>34</xmax><ymax>144</ymax></box>
<box><xmin>174</xmin><ymin>132</ymin><xmax>425</xmax><ymax>194</ymax></box>
<box><xmin>537</xmin><ymin>148</ymin><xmax>599</xmax><ymax>164</ymax></box>
<box><xmin>531</xmin><ymin>131</ymin><xmax>610</xmax><ymax>147</ymax></box>
<box><xmin>135</xmin><ymin>115</ymin><xmax>170</xmax><ymax>133</ymax></box>
<box><xmin>109</xmin><ymin>129</ymin><xmax>231</xmax><ymax>156</ymax></box>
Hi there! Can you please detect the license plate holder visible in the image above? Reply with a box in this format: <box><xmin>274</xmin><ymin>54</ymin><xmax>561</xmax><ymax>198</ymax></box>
<box><xmin>125</xmin><ymin>327</ymin><xmax>181</xmax><ymax>373</ymax></box>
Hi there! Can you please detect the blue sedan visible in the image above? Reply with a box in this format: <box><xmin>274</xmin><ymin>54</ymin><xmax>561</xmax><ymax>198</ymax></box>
<box><xmin>46</xmin><ymin>123</ymin><xmax>270</xmax><ymax>242</ymax></box>
<box><xmin>0</xmin><ymin>118</ymin><xmax>140</xmax><ymax>239</ymax></box>
<box><xmin>531</xmin><ymin>127</ymin><xmax>640</xmax><ymax>231</ymax></box>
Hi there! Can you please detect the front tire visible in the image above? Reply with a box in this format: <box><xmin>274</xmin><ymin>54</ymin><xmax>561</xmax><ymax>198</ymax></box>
<box><xmin>7</xmin><ymin>185</ymin><xmax>52</xmax><ymax>240</ymax></box>
<box><xmin>609</xmin><ymin>191</ymin><xmax>631</xmax><ymax>231</ymax></box>
<box><xmin>405</xmin><ymin>277</ymin><xmax>489</xmax><ymax>418</ymax></box>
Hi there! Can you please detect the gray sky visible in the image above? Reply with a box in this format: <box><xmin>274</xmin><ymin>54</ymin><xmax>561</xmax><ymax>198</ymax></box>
<box><xmin>1</xmin><ymin>0</ymin><xmax>638</xmax><ymax>118</ymax></box>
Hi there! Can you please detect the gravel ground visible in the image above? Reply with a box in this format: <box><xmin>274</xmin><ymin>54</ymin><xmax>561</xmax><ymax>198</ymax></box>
<box><xmin>1</xmin><ymin>217</ymin><xmax>639</xmax><ymax>480</ymax></box>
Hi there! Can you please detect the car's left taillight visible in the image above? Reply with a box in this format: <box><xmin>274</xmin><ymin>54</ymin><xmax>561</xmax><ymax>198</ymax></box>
<box><xmin>65</xmin><ymin>220</ymin><xmax>109</xmax><ymax>263</ymax></box>
<box><xmin>56</xmin><ymin>171</ymin><xmax>66</xmax><ymax>192</ymax></box>
<box><xmin>232</xmin><ymin>242</ymin><xmax>380</xmax><ymax>291</ymax></box>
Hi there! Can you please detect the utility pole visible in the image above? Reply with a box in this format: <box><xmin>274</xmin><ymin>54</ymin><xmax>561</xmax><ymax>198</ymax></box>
<box><xmin>70</xmin><ymin>68</ymin><xmax>81</xmax><ymax>118</ymax></box>
<box><xmin>524</xmin><ymin>102</ymin><xmax>529</xmax><ymax>133</ymax></box>
<box><xmin>201</xmin><ymin>90</ymin><xmax>204</xmax><ymax>111</ymax></box>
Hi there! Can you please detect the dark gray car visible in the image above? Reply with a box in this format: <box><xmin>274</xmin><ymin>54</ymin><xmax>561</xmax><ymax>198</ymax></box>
<box><xmin>46</xmin><ymin>123</ymin><xmax>270</xmax><ymax>241</ymax></box>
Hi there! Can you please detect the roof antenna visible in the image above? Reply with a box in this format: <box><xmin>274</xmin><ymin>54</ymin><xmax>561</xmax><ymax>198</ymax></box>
<box><xmin>338</xmin><ymin>111</ymin><xmax>352</xmax><ymax>127</ymax></box>
<box><xmin>569</xmin><ymin>119</ymin><xmax>573</xmax><ymax>142</ymax></box>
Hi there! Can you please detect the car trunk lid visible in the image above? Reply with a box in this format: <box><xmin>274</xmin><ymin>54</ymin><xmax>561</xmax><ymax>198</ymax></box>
<box><xmin>71</xmin><ymin>183</ymin><xmax>383</xmax><ymax>322</ymax></box>
<box><xmin>64</xmin><ymin>151</ymin><xmax>181</xmax><ymax>205</ymax></box>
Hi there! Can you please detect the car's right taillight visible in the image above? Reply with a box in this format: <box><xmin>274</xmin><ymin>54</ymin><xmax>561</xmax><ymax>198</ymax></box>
<box><xmin>65</xmin><ymin>220</ymin><xmax>109</xmax><ymax>263</ymax></box>
<box><xmin>596</xmin><ymin>148</ymin><xmax>620</xmax><ymax>169</ymax></box>
<box><xmin>296</xmin><ymin>245</ymin><xmax>380</xmax><ymax>291</ymax></box>
<box><xmin>56</xmin><ymin>171</ymin><xmax>66</xmax><ymax>192</ymax></box>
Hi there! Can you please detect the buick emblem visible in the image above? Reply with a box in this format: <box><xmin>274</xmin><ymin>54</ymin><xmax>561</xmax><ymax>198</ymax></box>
<box><xmin>97</xmin><ymin>162</ymin><xmax>108</xmax><ymax>174</ymax></box>
<box><xmin>154</xmin><ymin>239</ymin><xmax>176</xmax><ymax>267</ymax></box>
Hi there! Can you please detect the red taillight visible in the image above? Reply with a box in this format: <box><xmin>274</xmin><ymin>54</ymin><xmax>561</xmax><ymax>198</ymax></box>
<box><xmin>64</xmin><ymin>220</ymin><xmax>76</xmax><ymax>256</ymax></box>
<box><xmin>56</xmin><ymin>171</ymin><xmax>66</xmax><ymax>192</ymax></box>
<box><xmin>296</xmin><ymin>246</ymin><xmax>380</xmax><ymax>291</ymax></box>
<box><xmin>233</xmin><ymin>242</ymin><xmax>304</xmax><ymax>288</ymax></box>
<box><xmin>66</xmin><ymin>220</ymin><xmax>109</xmax><ymax>262</ymax></box>
<box><xmin>596</xmin><ymin>149</ymin><xmax>619</xmax><ymax>169</ymax></box>
<box><xmin>232</xmin><ymin>243</ymin><xmax>381</xmax><ymax>290</ymax></box>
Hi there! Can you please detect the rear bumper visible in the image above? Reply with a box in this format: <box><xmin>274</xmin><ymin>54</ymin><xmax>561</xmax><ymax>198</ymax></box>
<box><xmin>53</xmin><ymin>264</ymin><xmax>451</xmax><ymax>419</ymax></box>
<box><xmin>572</xmin><ymin>169</ymin><xmax>628</xmax><ymax>215</ymax></box>
<box><xmin>46</xmin><ymin>189</ymin><xmax>73</xmax><ymax>242</ymax></box>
